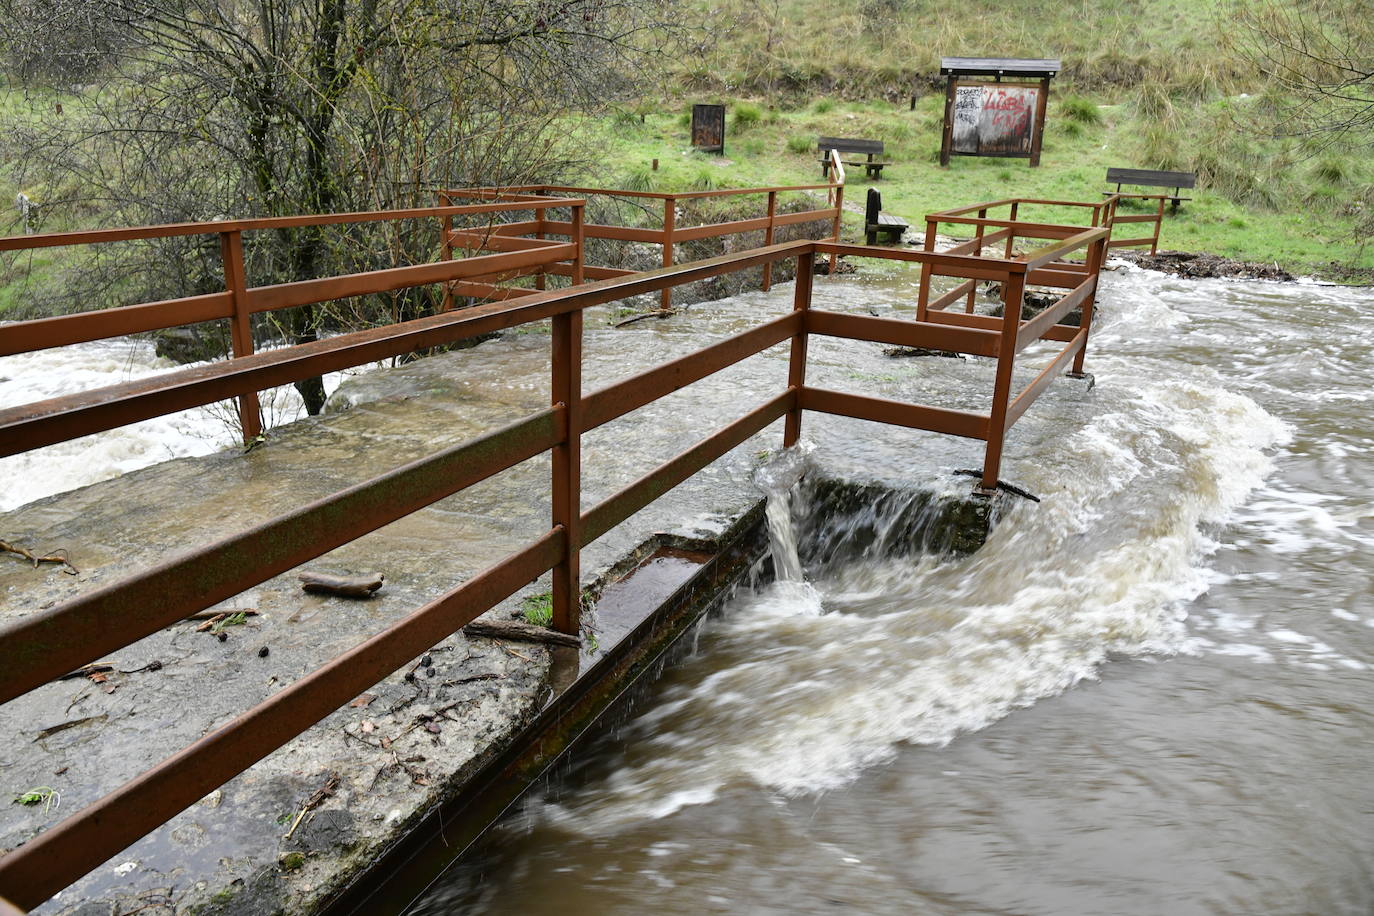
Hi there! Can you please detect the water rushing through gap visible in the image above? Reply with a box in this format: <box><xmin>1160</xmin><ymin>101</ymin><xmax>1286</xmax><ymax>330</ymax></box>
<box><xmin>403</xmin><ymin>264</ymin><xmax>1374</xmax><ymax>915</ymax></box>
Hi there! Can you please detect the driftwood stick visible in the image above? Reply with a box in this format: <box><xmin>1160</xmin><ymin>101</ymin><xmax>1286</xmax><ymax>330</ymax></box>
<box><xmin>1</xmin><ymin>539</ymin><xmax>79</xmax><ymax>574</ymax></box>
<box><xmin>299</xmin><ymin>571</ymin><xmax>384</xmax><ymax>598</ymax></box>
<box><xmin>463</xmin><ymin>619</ymin><xmax>581</xmax><ymax>648</ymax></box>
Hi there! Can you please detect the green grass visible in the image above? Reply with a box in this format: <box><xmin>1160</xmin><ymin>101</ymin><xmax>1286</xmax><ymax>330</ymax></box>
<box><xmin>520</xmin><ymin>593</ymin><xmax>553</xmax><ymax>627</ymax></box>
<box><xmin>13</xmin><ymin>786</ymin><xmax>60</xmax><ymax>813</ymax></box>
<box><xmin>579</xmin><ymin>94</ymin><xmax>1373</xmax><ymax>275</ymax></box>
<box><xmin>671</xmin><ymin>0</ymin><xmax>1240</xmax><ymax>100</ymax></box>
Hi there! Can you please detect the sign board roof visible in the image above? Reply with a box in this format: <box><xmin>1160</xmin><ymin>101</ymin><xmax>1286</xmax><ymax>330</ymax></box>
<box><xmin>940</xmin><ymin>57</ymin><xmax>1061</xmax><ymax>77</ymax></box>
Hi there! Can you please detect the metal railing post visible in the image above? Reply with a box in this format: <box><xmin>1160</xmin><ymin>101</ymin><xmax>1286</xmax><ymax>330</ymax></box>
<box><xmin>551</xmin><ymin>307</ymin><xmax>582</xmax><ymax>637</ymax></box>
<box><xmin>1004</xmin><ymin>201</ymin><xmax>1020</xmax><ymax>258</ymax></box>
<box><xmin>784</xmin><ymin>251</ymin><xmax>814</xmax><ymax>448</ymax></box>
<box><xmin>661</xmin><ymin>197</ymin><xmax>675</xmax><ymax>311</ymax></box>
<box><xmin>967</xmin><ymin>207</ymin><xmax>987</xmax><ymax>312</ymax></box>
<box><xmin>1070</xmin><ymin>234</ymin><xmax>1107</xmax><ymax>377</ymax></box>
<box><xmin>219</xmin><ymin>230</ymin><xmax>262</xmax><ymax>444</ymax></box>
<box><xmin>981</xmin><ymin>270</ymin><xmax>1026</xmax><ymax>491</ymax></box>
<box><xmin>916</xmin><ymin>218</ymin><xmax>937</xmax><ymax>321</ymax></box>
<box><xmin>535</xmin><ymin>190</ymin><xmax>548</xmax><ymax>291</ymax></box>
<box><xmin>1151</xmin><ymin>195</ymin><xmax>1166</xmax><ymax>255</ymax></box>
<box><xmin>438</xmin><ymin>192</ymin><xmax>455</xmax><ymax>312</ymax></box>
<box><xmin>762</xmin><ymin>190</ymin><xmax>778</xmax><ymax>291</ymax></box>
<box><xmin>571</xmin><ymin>201</ymin><xmax>585</xmax><ymax>286</ymax></box>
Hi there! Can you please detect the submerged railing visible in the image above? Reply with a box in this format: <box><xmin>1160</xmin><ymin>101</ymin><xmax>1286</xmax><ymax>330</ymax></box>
<box><xmin>0</xmin><ymin>197</ymin><xmax>1107</xmax><ymax>911</ymax></box>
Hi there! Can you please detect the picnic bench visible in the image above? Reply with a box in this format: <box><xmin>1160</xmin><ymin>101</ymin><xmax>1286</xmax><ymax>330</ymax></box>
<box><xmin>819</xmin><ymin>137</ymin><xmax>888</xmax><ymax>180</ymax></box>
<box><xmin>1105</xmin><ymin>167</ymin><xmax>1196</xmax><ymax>211</ymax></box>
<box><xmin>864</xmin><ymin>188</ymin><xmax>908</xmax><ymax>245</ymax></box>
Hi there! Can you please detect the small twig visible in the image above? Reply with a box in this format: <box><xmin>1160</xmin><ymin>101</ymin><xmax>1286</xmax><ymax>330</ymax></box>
<box><xmin>282</xmin><ymin>774</ymin><xmax>339</xmax><ymax>841</ymax></box>
<box><xmin>0</xmin><ymin>539</ymin><xmax>78</xmax><ymax>574</ymax></box>
<box><xmin>56</xmin><ymin>663</ymin><xmax>114</xmax><ymax>681</ymax></box>
<box><xmin>184</xmin><ymin>609</ymin><xmax>259</xmax><ymax>623</ymax></box>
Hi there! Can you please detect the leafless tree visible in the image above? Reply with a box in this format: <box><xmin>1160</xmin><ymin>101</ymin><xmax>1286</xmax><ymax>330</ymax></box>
<box><xmin>1232</xmin><ymin>0</ymin><xmax>1373</xmax><ymax>141</ymax></box>
<box><xmin>1</xmin><ymin>0</ymin><xmax>682</xmax><ymax>412</ymax></box>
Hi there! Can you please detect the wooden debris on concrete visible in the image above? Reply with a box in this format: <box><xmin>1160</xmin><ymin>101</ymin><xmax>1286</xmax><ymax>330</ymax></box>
<box><xmin>299</xmin><ymin>571</ymin><xmax>385</xmax><ymax>598</ymax></box>
<box><xmin>1</xmin><ymin>539</ymin><xmax>78</xmax><ymax>574</ymax></box>
<box><xmin>463</xmin><ymin>618</ymin><xmax>581</xmax><ymax>648</ymax></box>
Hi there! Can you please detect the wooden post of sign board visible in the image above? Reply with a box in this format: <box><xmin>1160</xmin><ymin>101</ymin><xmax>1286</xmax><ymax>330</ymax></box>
<box><xmin>939</xmin><ymin>75</ymin><xmax>956</xmax><ymax>168</ymax></box>
<box><xmin>1029</xmin><ymin>76</ymin><xmax>1050</xmax><ymax>167</ymax></box>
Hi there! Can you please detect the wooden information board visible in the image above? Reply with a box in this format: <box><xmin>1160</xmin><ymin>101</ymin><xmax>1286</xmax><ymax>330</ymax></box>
<box><xmin>952</xmin><ymin>84</ymin><xmax>1040</xmax><ymax>157</ymax></box>
<box><xmin>938</xmin><ymin>57</ymin><xmax>1058</xmax><ymax>168</ymax></box>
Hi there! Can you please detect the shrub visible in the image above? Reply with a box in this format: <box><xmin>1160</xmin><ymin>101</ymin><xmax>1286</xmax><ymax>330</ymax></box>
<box><xmin>621</xmin><ymin>163</ymin><xmax>658</xmax><ymax>192</ymax></box>
<box><xmin>1313</xmin><ymin>156</ymin><xmax>1350</xmax><ymax>186</ymax></box>
<box><xmin>1060</xmin><ymin>96</ymin><xmax>1101</xmax><ymax>125</ymax></box>
<box><xmin>688</xmin><ymin>169</ymin><xmax>720</xmax><ymax>191</ymax></box>
<box><xmin>611</xmin><ymin>107</ymin><xmax>641</xmax><ymax>129</ymax></box>
<box><xmin>732</xmin><ymin>102</ymin><xmax>763</xmax><ymax>129</ymax></box>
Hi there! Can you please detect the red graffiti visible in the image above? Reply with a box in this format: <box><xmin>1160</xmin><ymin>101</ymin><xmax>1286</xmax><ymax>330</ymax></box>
<box><xmin>983</xmin><ymin>88</ymin><xmax>1031</xmax><ymax>134</ymax></box>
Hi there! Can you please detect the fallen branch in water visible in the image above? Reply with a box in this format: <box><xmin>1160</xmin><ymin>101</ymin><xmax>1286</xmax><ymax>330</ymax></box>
<box><xmin>463</xmin><ymin>618</ymin><xmax>580</xmax><ymax>648</ymax></box>
<box><xmin>613</xmin><ymin>308</ymin><xmax>676</xmax><ymax>328</ymax></box>
<box><xmin>1</xmin><ymin>539</ymin><xmax>78</xmax><ymax>575</ymax></box>
<box><xmin>299</xmin><ymin>571</ymin><xmax>384</xmax><ymax>598</ymax></box>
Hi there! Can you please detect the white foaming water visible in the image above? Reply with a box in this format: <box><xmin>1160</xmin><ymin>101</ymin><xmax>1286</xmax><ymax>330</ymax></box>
<box><xmin>537</xmin><ymin>362</ymin><xmax>1287</xmax><ymax>833</ymax></box>
<box><xmin>753</xmin><ymin>441</ymin><xmax>811</xmax><ymax>585</ymax></box>
<box><xmin>0</xmin><ymin>336</ymin><xmax>381</xmax><ymax>511</ymax></box>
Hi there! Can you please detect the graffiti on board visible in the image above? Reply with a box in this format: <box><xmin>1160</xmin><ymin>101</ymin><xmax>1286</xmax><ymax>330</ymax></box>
<box><xmin>951</xmin><ymin>85</ymin><xmax>1038</xmax><ymax>157</ymax></box>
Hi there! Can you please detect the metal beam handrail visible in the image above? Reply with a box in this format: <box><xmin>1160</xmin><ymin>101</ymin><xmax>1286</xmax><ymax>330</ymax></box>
<box><xmin>0</xmin><ymin>199</ymin><xmax>582</xmax><ymax>252</ymax></box>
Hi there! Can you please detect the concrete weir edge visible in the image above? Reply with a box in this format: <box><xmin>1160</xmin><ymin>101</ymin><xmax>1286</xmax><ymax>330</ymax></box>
<box><xmin>319</xmin><ymin>498</ymin><xmax>772</xmax><ymax>915</ymax></box>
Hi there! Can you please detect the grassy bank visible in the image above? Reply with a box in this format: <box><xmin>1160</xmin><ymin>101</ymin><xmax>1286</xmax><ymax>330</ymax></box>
<box><xmin>575</xmin><ymin>93</ymin><xmax>1372</xmax><ymax>277</ymax></box>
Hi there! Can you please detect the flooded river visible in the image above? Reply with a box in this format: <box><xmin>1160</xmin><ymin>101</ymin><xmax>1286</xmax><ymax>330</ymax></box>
<box><xmin>4</xmin><ymin>260</ymin><xmax>1372</xmax><ymax>915</ymax></box>
<box><xmin>401</xmin><ymin>265</ymin><xmax>1374</xmax><ymax>915</ymax></box>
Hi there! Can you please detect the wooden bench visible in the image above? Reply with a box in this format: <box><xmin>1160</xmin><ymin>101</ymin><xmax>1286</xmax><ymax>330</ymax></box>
<box><xmin>819</xmin><ymin>137</ymin><xmax>888</xmax><ymax>180</ymax></box>
<box><xmin>1105</xmin><ymin>167</ymin><xmax>1196</xmax><ymax>211</ymax></box>
<box><xmin>864</xmin><ymin>189</ymin><xmax>908</xmax><ymax>245</ymax></box>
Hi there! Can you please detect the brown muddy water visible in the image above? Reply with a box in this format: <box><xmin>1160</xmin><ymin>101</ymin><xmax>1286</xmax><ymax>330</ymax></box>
<box><xmin>400</xmin><ymin>266</ymin><xmax>1374</xmax><ymax>915</ymax></box>
<box><xmin>4</xmin><ymin>261</ymin><xmax>1373</xmax><ymax>915</ymax></box>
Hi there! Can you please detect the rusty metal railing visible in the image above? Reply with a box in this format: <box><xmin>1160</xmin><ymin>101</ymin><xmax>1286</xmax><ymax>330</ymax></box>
<box><xmin>0</xmin><ymin>198</ymin><xmax>587</xmax><ymax>448</ymax></box>
<box><xmin>0</xmin><ymin>204</ymin><xmax>1107</xmax><ymax>910</ymax></box>
<box><xmin>443</xmin><ymin>155</ymin><xmax>845</xmax><ymax>309</ymax></box>
<box><xmin>1099</xmin><ymin>191</ymin><xmax>1174</xmax><ymax>254</ymax></box>
<box><xmin>914</xmin><ymin>198</ymin><xmax>1112</xmax><ymax>482</ymax></box>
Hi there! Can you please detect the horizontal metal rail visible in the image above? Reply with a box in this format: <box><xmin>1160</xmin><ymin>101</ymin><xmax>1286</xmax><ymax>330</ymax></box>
<box><xmin>0</xmin><ymin>408</ymin><xmax>562</xmax><ymax>705</ymax></box>
<box><xmin>0</xmin><ymin>529</ymin><xmax>565</xmax><ymax>908</ymax></box>
<box><xmin>0</xmin><ymin>241</ymin><xmax>813</xmax><ymax>458</ymax></box>
<box><xmin>0</xmin><ymin>199</ymin><xmax>579</xmax><ymax>251</ymax></box>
